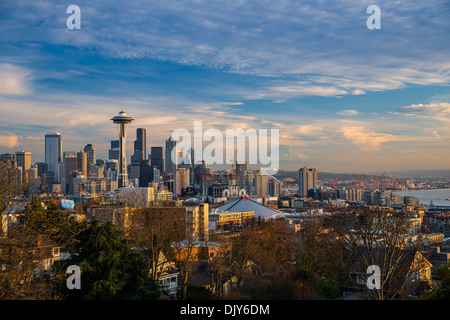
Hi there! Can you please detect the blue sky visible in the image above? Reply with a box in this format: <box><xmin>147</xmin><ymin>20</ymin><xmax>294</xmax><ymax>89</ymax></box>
<box><xmin>0</xmin><ymin>0</ymin><xmax>449</xmax><ymax>173</ymax></box>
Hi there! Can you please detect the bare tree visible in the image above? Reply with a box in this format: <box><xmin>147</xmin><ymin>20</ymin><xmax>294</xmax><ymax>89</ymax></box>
<box><xmin>327</xmin><ymin>206</ymin><xmax>430</xmax><ymax>300</ymax></box>
<box><xmin>129</xmin><ymin>204</ymin><xmax>186</xmax><ymax>281</ymax></box>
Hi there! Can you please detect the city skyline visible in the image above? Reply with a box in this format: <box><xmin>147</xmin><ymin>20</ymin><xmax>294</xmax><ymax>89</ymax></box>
<box><xmin>1</xmin><ymin>1</ymin><xmax>450</xmax><ymax>173</ymax></box>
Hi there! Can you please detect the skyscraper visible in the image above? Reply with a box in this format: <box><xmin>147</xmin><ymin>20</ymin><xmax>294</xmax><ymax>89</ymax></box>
<box><xmin>83</xmin><ymin>144</ymin><xmax>96</xmax><ymax>176</ymax></box>
<box><xmin>77</xmin><ymin>150</ymin><xmax>87</xmax><ymax>177</ymax></box>
<box><xmin>45</xmin><ymin>132</ymin><xmax>62</xmax><ymax>180</ymax></box>
<box><xmin>111</xmin><ymin>110</ymin><xmax>134</xmax><ymax>188</ymax></box>
<box><xmin>150</xmin><ymin>147</ymin><xmax>163</xmax><ymax>173</ymax></box>
<box><xmin>15</xmin><ymin>151</ymin><xmax>31</xmax><ymax>181</ymax></box>
<box><xmin>298</xmin><ymin>166</ymin><xmax>318</xmax><ymax>198</ymax></box>
<box><xmin>64</xmin><ymin>151</ymin><xmax>78</xmax><ymax>194</ymax></box>
<box><xmin>255</xmin><ymin>171</ymin><xmax>268</xmax><ymax>197</ymax></box>
<box><xmin>109</xmin><ymin>140</ymin><xmax>120</xmax><ymax>160</ymax></box>
<box><xmin>131</xmin><ymin>128</ymin><xmax>146</xmax><ymax>163</ymax></box>
<box><xmin>164</xmin><ymin>136</ymin><xmax>177</xmax><ymax>174</ymax></box>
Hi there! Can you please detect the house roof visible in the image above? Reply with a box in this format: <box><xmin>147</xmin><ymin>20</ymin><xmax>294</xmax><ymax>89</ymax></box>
<box><xmin>215</xmin><ymin>198</ymin><xmax>284</xmax><ymax>220</ymax></box>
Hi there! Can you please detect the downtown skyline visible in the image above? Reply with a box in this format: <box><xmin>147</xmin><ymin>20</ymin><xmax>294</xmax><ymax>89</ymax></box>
<box><xmin>1</xmin><ymin>0</ymin><xmax>450</xmax><ymax>173</ymax></box>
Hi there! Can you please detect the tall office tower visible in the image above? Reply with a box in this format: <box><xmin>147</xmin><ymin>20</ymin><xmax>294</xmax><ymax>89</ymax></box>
<box><xmin>45</xmin><ymin>132</ymin><xmax>62</xmax><ymax>180</ymax></box>
<box><xmin>268</xmin><ymin>176</ymin><xmax>282</xmax><ymax>197</ymax></box>
<box><xmin>56</xmin><ymin>161</ymin><xmax>65</xmax><ymax>189</ymax></box>
<box><xmin>64</xmin><ymin>151</ymin><xmax>78</xmax><ymax>194</ymax></box>
<box><xmin>150</xmin><ymin>146</ymin><xmax>164</xmax><ymax>174</ymax></box>
<box><xmin>109</xmin><ymin>140</ymin><xmax>120</xmax><ymax>160</ymax></box>
<box><xmin>164</xmin><ymin>136</ymin><xmax>177</xmax><ymax>174</ymax></box>
<box><xmin>77</xmin><ymin>150</ymin><xmax>87</xmax><ymax>177</ymax></box>
<box><xmin>242</xmin><ymin>170</ymin><xmax>255</xmax><ymax>195</ymax></box>
<box><xmin>298</xmin><ymin>166</ymin><xmax>318</xmax><ymax>198</ymax></box>
<box><xmin>36</xmin><ymin>162</ymin><xmax>48</xmax><ymax>177</ymax></box>
<box><xmin>131</xmin><ymin>128</ymin><xmax>146</xmax><ymax>163</ymax></box>
<box><xmin>111</xmin><ymin>110</ymin><xmax>134</xmax><ymax>188</ymax></box>
<box><xmin>138</xmin><ymin>159</ymin><xmax>153</xmax><ymax>188</ymax></box>
<box><xmin>175</xmin><ymin>167</ymin><xmax>190</xmax><ymax>195</ymax></box>
<box><xmin>255</xmin><ymin>171</ymin><xmax>269</xmax><ymax>197</ymax></box>
<box><xmin>83</xmin><ymin>144</ymin><xmax>96</xmax><ymax>176</ymax></box>
<box><xmin>15</xmin><ymin>151</ymin><xmax>31</xmax><ymax>181</ymax></box>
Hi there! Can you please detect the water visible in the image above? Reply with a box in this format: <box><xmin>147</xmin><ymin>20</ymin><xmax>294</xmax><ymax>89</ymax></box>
<box><xmin>394</xmin><ymin>188</ymin><xmax>450</xmax><ymax>207</ymax></box>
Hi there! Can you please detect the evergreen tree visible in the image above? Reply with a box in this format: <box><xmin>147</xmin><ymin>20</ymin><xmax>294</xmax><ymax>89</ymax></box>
<box><xmin>65</xmin><ymin>220</ymin><xmax>160</xmax><ymax>300</ymax></box>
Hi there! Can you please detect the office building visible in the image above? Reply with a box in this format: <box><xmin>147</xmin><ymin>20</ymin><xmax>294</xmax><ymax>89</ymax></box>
<box><xmin>175</xmin><ymin>167</ymin><xmax>190</xmax><ymax>195</ymax></box>
<box><xmin>77</xmin><ymin>150</ymin><xmax>87</xmax><ymax>177</ymax></box>
<box><xmin>164</xmin><ymin>137</ymin><xmax>177</xmax><ymax>174</ymax></box>
<box><xmin>45</xmin><ymin>132</ymin><xmax>62</xmax><ymax>180</ymax></box>
<box><xmin>15</xmin><ymin>151</ymin><xmax>31</xmax><ymax>181</ymax></box>
<box><xmin>255</xmin><ymin>171</ymin><xmax>269</xmax><ymax>197</ymax></box>
<box><xmin>151</xmin><ymin>146</ymin><xmax>164</xmax><ymax>174</ymax></box>
<box><xmin>64</xmin><ymin>151</ymin><xmax>78</xmax><ymax>194</ymax></box>
<box><xmin>109</xmin><ymin>140</ymin><xmax>120</xmax><ymax>160</ymax></box>
<box><xmin>83</xmin><ymin>144</ymin><xmax>96</xmax><ymax>176</ymax></box>
<box><xmin>298</xmin><ymin>166</ymin><xmax>318</xmax><ymax>198</ymax></box>
<box><xmin>131</xmin><ymin>128</ymin><xmax>146</xmax><ymax>163</ymax></box>
<box><xmin>36</xmin><ymin>162</ymin><xmax>48</xmax><ymax>177</ymax></box>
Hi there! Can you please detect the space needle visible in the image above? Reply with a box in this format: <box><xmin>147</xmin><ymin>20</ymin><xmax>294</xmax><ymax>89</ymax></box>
<box><xmin>111</xmin><ymin>110</ymin><xmax>134</xmax><ymax>188</ymax></box>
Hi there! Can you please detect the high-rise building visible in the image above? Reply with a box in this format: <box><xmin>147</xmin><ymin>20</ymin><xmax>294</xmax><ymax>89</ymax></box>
<box><xmin>131</xmin><ymin>128</ymin><xmax>146</xmax><ymax>163</ymax></box>
<box><xmin>111</xmin><ymin>111</ymin><xmax>134</xmax><ymax>188</ymax></box>
<box><xmin>255</xmin><ymin>171</ymin><xmax>269</xmax><ymax>197</ymax></box>
<box><xmin>77</xmin><ymin>150</ymin><xmax>87</xmax><ymax>177</ymax></box>
<box><xmin>64</xmin><ymin>151</ymin><xmax>78</xmax><ymax>194</ymax></box>
<box><xmin>15</xmin><ymin>151</ymin><xmax>31</xmax><ymax>181</ymax></box>
<box><xmin>45</xmin><ymin>132</ymin><xmax>62</xmax><ymax>180</ymax></box>
<box><xmin>138</xmin><ymin>159</ymin><xmax>153</xmax><ymax>188</ymax></box>
<box><xmin>83</xmin><ymin>144</ymin><xmax>96</xmax><ymax>176</ymax></box>
<box><xmin>151</xmin><ymin>146</ymin><xmax>164</xmax><ymax>174</ymax></box>
<box><xmin>164</xmin><ymin>137</ymin><xmax>177</xmax><ymax>174</ymax></box>
<box><xmin>298</xmin><ymin>166</ymin><xmax>318</xmax><ymax>198</ymax></box>
<box><xmin>36</xmin><ymin>162</ymin><xmax>48</xmax><ymax>177</ymax></box>
<box><xmin>109</xmin><ymin>140</ymin><xmax>120</xmax><ymax>160</ymax></box>
<box><xmin>175</xmin><ymin>167</ymin><xmax>190</xmax><ymax>195</ymax></box>
<box><xmin>268</xmin><ymin>176</ymin><xmax>282</xmax><ymax>197</ymax></box>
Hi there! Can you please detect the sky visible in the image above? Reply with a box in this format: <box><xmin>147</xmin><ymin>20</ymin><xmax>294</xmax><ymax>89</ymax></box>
<box><xmin>0</xmin><ymin>0</ymin><xmax>449</xmax><ymax>174</ymax></box>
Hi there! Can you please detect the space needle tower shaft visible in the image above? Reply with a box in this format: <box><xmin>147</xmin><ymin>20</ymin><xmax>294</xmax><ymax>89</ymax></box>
<box><xmin>111</xmin><ymin>110</ymin><xmax>134</xmax><ymax>188</ymax></box>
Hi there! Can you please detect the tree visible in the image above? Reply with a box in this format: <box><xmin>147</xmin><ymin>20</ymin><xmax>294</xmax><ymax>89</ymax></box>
<box><xmin>295</xmin><ymin>211</ymin><xmax>345</xmax><ymax>284</ymax></box>
<box><xmin>129</xmin><ymin>205</ymin><xmax>186</xmax><ymax>282</ymax></box>
<box><xmin>420</xmin><ymin>263</ymin><xmax>450</xmax><ymax>300</ymax></box>
<box><xmin>327</xmin><ymin>206</ymin><xmax>428</xmax><ymax>300</ymax></box>
<box><xmin>64</xmin><ymin>220</ymin><xmax>159</xmax><ymax>300</ymax></box>
<box><xmin>0</xmin><ymin>192</ymin><xmax>84</xmax><ymax>300</ymax></box>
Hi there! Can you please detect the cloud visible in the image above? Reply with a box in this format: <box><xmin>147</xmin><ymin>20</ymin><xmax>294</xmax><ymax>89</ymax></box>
<box><xmin>0</xmin><ymin>132</ymin><xmax>19</xmax><ymax>148</ymax></box>
<box><xmin>340</xmin><ymin>126</ymin><xmax>395</xmax><ymax>152</ymax></box>
<box><xmin>1</xmin><ymin>0</ymin><xmax>449</xmax><ymax>98</ymax></box>
<box><xmin>336</xmin><ymin>109</ymin><xmax>360</xmax><ymax>116</ymax></box>
<box><xmin>393</xmin><ymin>102</ymin><xmax>450</xmax><ymax>122</ymax></box>
<box><xmin>296</xmin><ymin>125</ymin><xmax>324</xmax><ymax>135</ymax></box>
<box><xmin>0</xmin><ymin>64</ymin><xmax>32</xmax><ymax>95</ymax></box>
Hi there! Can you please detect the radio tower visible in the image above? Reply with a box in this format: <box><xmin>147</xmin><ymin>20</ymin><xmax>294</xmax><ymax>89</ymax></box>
<box><xmin>111</xmin><ymin>110</ymin><xmax>134</xmax><ymax>188</ymax></box>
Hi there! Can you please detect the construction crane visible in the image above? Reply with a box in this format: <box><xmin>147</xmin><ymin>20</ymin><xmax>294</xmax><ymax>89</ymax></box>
<box><xmin>331</xmin><ymin>175</ymin><xmax>338</xmax><ymax>188</ymax></box>
<box><xmin>376</xmin><ymin>172</ymin><xmax>386</xmax><ymax>189</ymax></box>
<box><xmin>352</xmin><ymin>173</ymin><xmax>364</xmax><ymax>189</ymax></box>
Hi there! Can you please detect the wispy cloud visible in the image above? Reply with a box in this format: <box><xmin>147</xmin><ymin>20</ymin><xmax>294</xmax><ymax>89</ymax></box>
<box><xmin>0</xmin><ymin>64</ymin><xmax>32</xmax><ymax>95</ymax></box>
<box><xmin>336</xmin><ymin>109</ymin><xmax>361</xmax><ymax>116</ymax></box>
